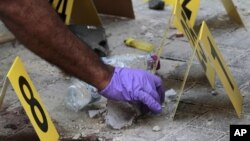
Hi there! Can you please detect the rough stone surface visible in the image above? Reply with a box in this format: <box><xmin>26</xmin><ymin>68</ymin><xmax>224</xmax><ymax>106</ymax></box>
<box><xmin>105</xmin><ymin>101</ymin><xmax>139</xmax><ymax>130</ymax></box>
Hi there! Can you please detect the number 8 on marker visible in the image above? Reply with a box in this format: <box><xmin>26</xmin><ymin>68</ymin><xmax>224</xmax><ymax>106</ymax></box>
<box><xmin>19</xmin><ymin>76</ymin><xmax>48</xmax><ymax>132</ymax></box>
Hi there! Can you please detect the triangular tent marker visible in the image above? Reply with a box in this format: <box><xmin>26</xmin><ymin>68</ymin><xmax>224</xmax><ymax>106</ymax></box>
<box><xmin>165</xmin><ymin>0</ymin><xmax>244</xmax><ymax>26</ymax></box>
<box><xmin>170</xmin><ymin>1</ymin><xmax>243</xmax><ymax>118</ymax></box>
<box><xmin>0</xmin><ymin>57</ymin><xmax>59</xmax><ymax>141</ymax></box>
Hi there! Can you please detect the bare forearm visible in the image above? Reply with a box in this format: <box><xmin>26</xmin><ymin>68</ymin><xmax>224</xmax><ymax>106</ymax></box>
<box><xmin>0</xmin><ymin>0</ymin><xmax>113</xmax><ymax>90</ymax></box>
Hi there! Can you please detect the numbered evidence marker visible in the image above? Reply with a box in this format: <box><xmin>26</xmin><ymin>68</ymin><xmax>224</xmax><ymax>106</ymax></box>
<box><xmin>171</xmin><ymin>0</ymin><xmax>243</xmax><ymax>118</ymax></box>
<box><xmin>166</xmin><ymin>0</ymin><xmax>200</xmax><ymax>27</ymax></box>
<box><xmin>49</xmin><ymin>0</ymin><xmax>74</xmax><ymax>25</ymax></box>
<box><xmin>173</xmin><ymin>0</ymin><xmax>216</xmax><ymax>88</ymax></box>
<box><xmin>5</xmin><ymin>57</ymin><xmax>59</xmax><ymax>141</ymax></box>
<box><xmin>169</xmin><ymin>0</ymin><xmax>215</xmax><ymax>119</ymax></box>
<box><xmin>198</xmin><ymin>21</ymin><xmax>243</xmax><ymax>117</ymax></box>
<box><xmin>49</xmin><ymin>0</ymin><xmax>102</xmax><ymax>26</ymax></box>
<box><xmin>220</xmin><ymin>0</ymin><xmax>245</xmax><ymax>26</ymax></box>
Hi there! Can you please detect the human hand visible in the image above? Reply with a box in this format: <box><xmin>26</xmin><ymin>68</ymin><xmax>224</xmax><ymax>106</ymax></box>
<box><xmin>100</xmin><ymin>67</ymin><xmax>165</xmax><ymax>113</ymax></box>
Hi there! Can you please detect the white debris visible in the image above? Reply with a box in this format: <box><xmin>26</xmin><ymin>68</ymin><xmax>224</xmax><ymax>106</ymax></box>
<box><xmin>165</xmin><ymin>89</ymin><xmax>177</xmax><ymax>100</ymax></box>
<box><xmin>72</xmin><ymin>133</ymin><xmax>81</xmax><ymax>140</ymax></box>
<box><xmin>152</xmin><ymin>125</ymin><xmax>161</xmax><ymax>132</ymax></box>
<box><xmin>211</xmin><ymin>90</ymin><xmax>217</xmax><ymax>96</ymax></box>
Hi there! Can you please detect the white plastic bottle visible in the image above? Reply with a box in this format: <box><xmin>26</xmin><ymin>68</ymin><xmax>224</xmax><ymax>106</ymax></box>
<box><xmin>65</xmin><ymin>78</ymin><xmax>101</xmax><ymax>112</ymax></box>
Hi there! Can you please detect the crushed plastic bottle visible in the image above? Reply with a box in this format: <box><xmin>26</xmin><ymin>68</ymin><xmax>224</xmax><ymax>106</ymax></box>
<box><xmin>65</xmin><ymin>53</ymin><xmax>160</xmax><ymax>112</ymax></box>
<box><xmin>65</xmin><ymin>78</ymin><xmax>101</xmax><ymax>112</ymax></box>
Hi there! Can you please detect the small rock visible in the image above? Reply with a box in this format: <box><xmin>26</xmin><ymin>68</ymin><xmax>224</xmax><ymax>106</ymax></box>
<box><xmin>242</xmin><ymin>93</ymin><xmax>246</xmax><ymax>97</ymax></box>
<box><xmin>165</xmin><ymin>89</ymin><xmax>177</xmax><ymax>100</ymax></box>
<box><xmin>98</xmin><ymin>137</ymin><xmax>104</xmax><ymax>141</ymax></box>
<box><xmin>152</xmin><ymin>125</ymin><xmax>161</xmax><ymax>132</ymax></box>
<box><xmin>149</xmin><ymin>0</ymin><xmax>165</xmax><ymax>10</ymax></box>
<box><xmin>72</xmin><ymin>133</ymin><xmax>81</xmax><ymax>140</ymax></box>
<box><xmin>211</xmin><ymin>90</ymin><xmax>217</xmax><ymax>96</ymax></box>
<box><xmin>175</xmin><ymin>31</ymin><xmax>184</xmax><ymax>38</ymax></box>
<box><xmin>98</xmin><ymin>119</ymin><xmax>104</xmax><ymax>124</ymax></box>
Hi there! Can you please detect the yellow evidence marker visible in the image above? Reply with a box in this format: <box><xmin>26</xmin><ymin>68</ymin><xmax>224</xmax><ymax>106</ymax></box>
<box><xmin>171</xmin><ymin>0</ymin><xmax>243</xmax><ymax>118</ymax></box>
<box><xmin>220</xmin><ymin>0</ymin><xmax>245</xmax><ymax>26</ymax></box>
<box><xmin>198</xmin><ymin>21</ymin><xmax>243</xmax><ymax>117</ymax></box>
<box><xmin>50</xmin><ymin>0</ymin><xmax>102</xmax><ymax>26</ymax></box>
<box><xmin>50</xmin><ymin>0</ymin><xmax>74</xmax><ymax>25</ymax></box>
<box><xmin>173</xmin><ymin>0</ymin><xmax>216</xmax><ymax>88</ymax></box>
<box><xmin>170</xmin><ymin>0</ymin><xmax>215</xmax><ymax>119</ymax></box>
<box><xmin>166</xmin><ymin>0</ymin><xmax>200</xmax><ymax>27</ymax></box>
<box><xmin>6</xmin><ymin>57</ymin><xmax>59</xmax><ymax>141</ymax></box>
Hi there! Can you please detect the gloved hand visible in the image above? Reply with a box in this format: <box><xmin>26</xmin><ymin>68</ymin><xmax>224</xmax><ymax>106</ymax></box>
<box><xmin>100</xmin><ymin>67</ymin><xmax>165</xmax><ymax>113</ymax></box>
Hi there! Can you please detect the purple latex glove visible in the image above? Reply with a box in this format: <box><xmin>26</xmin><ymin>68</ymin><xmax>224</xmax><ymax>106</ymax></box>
<box><xmin>100</xmin><ymin>67</ymin><xmax>165</xmax><ymax>113</ymax></box>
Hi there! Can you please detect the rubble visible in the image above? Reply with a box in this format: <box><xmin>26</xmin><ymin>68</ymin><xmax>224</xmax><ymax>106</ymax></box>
<box><xmin>88</xmin><ymin>109</ymin><xmax>106</xmax><ymax>118</ymax></box>
<box><xmin>105</xmin><ymin>101</ymin><xmax>140</xmax><ymax>129</ymax></box>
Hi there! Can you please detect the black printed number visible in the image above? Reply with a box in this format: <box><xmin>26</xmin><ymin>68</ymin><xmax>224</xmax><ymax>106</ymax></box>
<box><xmin>19</xmin><ymin>76</ymin><xmax>48</xmax><ymax>132</ymax></box>
<box><xmin>207</xmin><ymin>37</ymin><xmax>234</xmax><ymax>90</ymax></box>
<box><xmin>180</xmin><ymin>10</ymin><xmax>208</xmax><ymax>72</ymax></box>
<box><xmin>49</xmin><ymin>0</ymin><xmax>68</xmax><ymax>21</ymax></box>
<box><xmin>182</xmin><ymin>0</ymin><xmax>192</xmax><ymax>20</ymax></box>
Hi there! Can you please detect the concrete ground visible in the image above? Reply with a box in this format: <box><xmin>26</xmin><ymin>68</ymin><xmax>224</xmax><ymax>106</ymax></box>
<box><xmin>1</xmin><ymin>0</ymin><xmax>250</xmax><ymax>140</ymax></box>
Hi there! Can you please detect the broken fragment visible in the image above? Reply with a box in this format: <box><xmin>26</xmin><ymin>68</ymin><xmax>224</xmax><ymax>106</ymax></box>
<box><xmin>105</xmin><ymin>101</ymin><xmax>140</xmax><ymax>129</ymax></box>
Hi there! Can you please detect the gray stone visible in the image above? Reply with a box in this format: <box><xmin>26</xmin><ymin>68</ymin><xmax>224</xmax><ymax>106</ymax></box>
<box><xmin>105</xmin><ymin>101</ymin><xmax>140</xmax><ymax>129</ymax></box>
<box><xmin>149</xmin><ymin>0</ymin><xmax>165</xmax><ymax>10</ymax></box>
